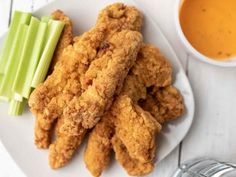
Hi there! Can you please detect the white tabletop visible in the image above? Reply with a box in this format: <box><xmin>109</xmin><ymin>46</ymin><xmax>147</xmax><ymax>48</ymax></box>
<box><xmin>0</xmin><ymin>0</ymin><xmax>236</xmax><ymax>177</ymax></box>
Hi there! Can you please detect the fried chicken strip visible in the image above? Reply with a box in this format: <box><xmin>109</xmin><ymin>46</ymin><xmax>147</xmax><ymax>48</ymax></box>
<box><xmin>111</xmin><ymin>85</ymin><xmax>184</xmax><ymax>175</ymax></box>
<box><xmin>84</xmin><ymin>44</ymin><xmax>172</xmax><ymax>176</ymax></box>
<box><xmin>96</xmin><ymin>3</ymin><xmax>143</xmax><ymax>36</ymax></box>
<box><xmin>59</xmin><ymin>3</ymin><xmax>145</xmax><ymax>128</ymax></box>
<box><xmin>140</xmin><ymin>86</ymin><xmax>185</xmax><ymax>124</ymax></box>
<box><xmin>84</xmin><ymin>114</ymin><xmax>114</xmax><ymax>177</ymax></box>
<box><xmin>49</xmin><ymin>117</ymin><xmax>87</xmax><ymax>169</ymax></box>
<box><xmin>63</xmin><ymin>29</ymin><xmax>142</xmax><ymax>128</ymax></box>
<box><xmin>112</xmin><ymin>135</ymin><xmax>154</xmax><ymax>176</ymax></box>
<box><xmin>65</xmin><ymin>3</ymin><xmax>144</xmax><ymax>128</ymax></box>
<box><xmin>132</xmin><ymin>44</ymin><xmax>172</xmax><ymax>88</ymax></box>
<box><xmin>112</xmin><ymin>96</ymin><xmax>162</xmax><ymax>163</ymax></box>
<box><xmin>29</xmin><ymin>26</ymin><xmax>106</xmax><ymax>148</ymax></box>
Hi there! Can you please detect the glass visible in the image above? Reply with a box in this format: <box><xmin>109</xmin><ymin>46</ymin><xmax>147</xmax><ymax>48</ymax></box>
<box><xmin>172</xmin><ymin>158</ymin><xmax>236</xmax><ymax>177</ymax></box>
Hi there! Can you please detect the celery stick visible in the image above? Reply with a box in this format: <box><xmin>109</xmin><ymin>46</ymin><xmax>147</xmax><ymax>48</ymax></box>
<box><xmin>0</xmin><ymin>11</ymin><xmax>32</xmax><ymax>74</ymax></box>
<box><xmin>0</xmin><ymin>24</ymin><xmax>28</xmax><ymax>99</ymax></box>
<box><xmin>41</xmin><ymin>16</ymin><xmax>52</xmax><ymax>22</ymax></box>
<box><xmin>13</xmin><ymin>18</ymin><xmax>47</xmax><ymax>99</ymax></box>
<box><xmin>8</xmin><ymin>99</ymin><xmax>26</xmax><ymax>116</ymax></box>
<box><xmin>31</xmin><ymin>20</ymin><xmax>64</xmax><ymax>87</ymax></box>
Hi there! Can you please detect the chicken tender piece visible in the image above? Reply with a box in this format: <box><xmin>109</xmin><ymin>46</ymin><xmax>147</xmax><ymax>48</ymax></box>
<box><xmin>121</xmin><ymin>44</ymin><xmax>172</xmax><ymax>101</ymax></box>
<box><xmin>63</xmin><ymin>30</ymin><xmax>142</xmax><ymax>129</ymax></box>
<box><xmin>29</xmin><ymin>26</ymin><xmax>107</xmax><ymax>148</ymax></box>
<box><xmin>140</xmin><ymin>86</ymin><xmax>185</xmax><ymax>124</ymax></box>
<box><xmin>81</xmin><ymin>3</ymin><xmax>143</xmax><ymax>91</ymax></box>
<box><xmin>120</xmin><ymin>74</ymin><xmax>146</xmax><ymax>102</ymax></box>
<box><xmin>96</xmin><ymin>3</ymin><xmax>143</xmax><ymax>35</ymax></box>
<box><xmin>84</xmin><ymin>44</ymin><xmax>172</xmax><ymax>176</ymax></box>
<box><xmin>132</xmin><ymin>44</ymin><xmax>172</xmax><ymax>88</ymax></box>
<box><xmin>49</xmin><ymin>116</ymin><xmax>87</xmax><ymax>169</ymax></box>
<box><xmin>112</xmin><ymin>135</ymin><xmax>154</xmax><ymax>176</ymax></box>
<box><xmin>50</xmin><ymin>10</ymin><xmax>73</xmax><ymax>70</ymax></box>
<box><xmin>112</xmin><ymin>95</ymin><xmax>161</xmax><ymax>163</ymax></box>
<box><xmin>84</xmin><ymin>115</ymin><xmax>114</xmax><ymax>177</ymax></box>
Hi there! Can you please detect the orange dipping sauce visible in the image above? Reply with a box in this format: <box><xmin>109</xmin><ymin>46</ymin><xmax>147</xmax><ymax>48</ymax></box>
<box><xmin>179</xmin><ymin>0</ymin><xmax>236</xmax><ymax>60</ymax></box>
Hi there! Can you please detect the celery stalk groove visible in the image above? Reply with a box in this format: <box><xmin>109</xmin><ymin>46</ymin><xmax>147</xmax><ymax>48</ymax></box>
<box><xmin>31</xmin><ymin>20</ymin><xmax>64</xmax><ymax>87</ymax></box>
<box><xmin>0</xmin><ymin>24</ymin><xmax>28</xmax><ymax>99</ymax></box>
<box><xmin>13</xmin><ymin>17</ymin><xmax>47</xmax><ymax>98</ymax></box>
<box><xmin>0</xmin><ymin>11</ymin><xmax>32</xmax><ymax>74</ymax></box>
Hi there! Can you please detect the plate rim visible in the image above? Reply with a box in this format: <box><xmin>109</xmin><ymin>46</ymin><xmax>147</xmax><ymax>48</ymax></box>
<box><xmin>0</xmin><ymin>0</ymin><xmax>195</xmax><ymax>176</ymax></box>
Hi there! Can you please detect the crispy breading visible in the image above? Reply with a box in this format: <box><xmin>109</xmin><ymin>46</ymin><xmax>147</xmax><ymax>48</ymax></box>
<box><xmin>49</xmin><ymin>117</ymin><xmax>86</xmax><ymax>169</ymax></box>
<box><xmin>84</xmin><ymin>114</ymin><xmax>114</xmax><ymax>177</ymax></box>
<box><xmin>82</xmin><ymin>44</ymin><xmax>172</xmax><ymax>102</ymax></box>
<box><xmin>122</xmin><ymin>44</ymin><xmax>173</xmax><ymax>101</ymax></box>
<box><xmin>96</xmin><ymin>3</ymin><xmax>143</xmax><ymax>35</ymax></box>
<box><xmin>132</xmin><ymin>44</ymin><xmax>172</xmax><ymax>88</ymax></box>
<box><xmin>112</xmin><ymin>95</ymin><xmax>161</xmax><ymax>163</ymax></box>
<box><xmin>84</xmin><ymin>44</ymin><xmax>172</xmax><ymax>176</ymax></box>
<box><xmin>140</xmin><ymin>86</ymin><xmax>185</xmax><ymax>124</ymax></box>
<box><xmin>63</xmin><ymin>30</ymin><xmax>142</xmax><ymax>129</ymax></box>
<box><xmin>112</xmin><ymin>135</ymin><xmax>154</xmax><ymax>176</ymax></box>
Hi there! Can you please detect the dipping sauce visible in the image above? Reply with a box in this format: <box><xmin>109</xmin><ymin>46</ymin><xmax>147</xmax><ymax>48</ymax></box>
<box><xmin>180</xmin><ymin>0</ymin><xmax>236</xmax><ymax>60</ymax></box>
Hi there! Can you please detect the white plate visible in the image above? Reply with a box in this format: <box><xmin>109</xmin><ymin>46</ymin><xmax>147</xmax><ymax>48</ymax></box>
<box><xmin>0</xmin><ymin>0</ymin><xmax>194</xmax><ymax>177</ymax></box>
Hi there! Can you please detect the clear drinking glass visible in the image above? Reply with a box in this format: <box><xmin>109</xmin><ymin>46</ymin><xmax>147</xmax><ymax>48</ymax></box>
<box><xmin>172</xmin><ymin>158</ymin><xmax>236</xmax><ymax>177</ymax></box>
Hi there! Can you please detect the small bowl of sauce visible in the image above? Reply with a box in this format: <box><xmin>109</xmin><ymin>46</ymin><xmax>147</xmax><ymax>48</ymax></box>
<box><xmin>175</xmin><ymin>0</ymin><xmax>236</xmax><ymax>67</ymax></box>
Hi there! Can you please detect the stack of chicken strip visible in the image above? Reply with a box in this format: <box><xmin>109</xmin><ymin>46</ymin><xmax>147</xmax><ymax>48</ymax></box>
<box><xmin>29</xmin><ymin>3</ymin><xmax>184</xmax><ymax>177</ymax></box>
<box><xmin>29</xmin><ymin>2</ymin><xmax>142</xmax><ymax>165</ymax></box>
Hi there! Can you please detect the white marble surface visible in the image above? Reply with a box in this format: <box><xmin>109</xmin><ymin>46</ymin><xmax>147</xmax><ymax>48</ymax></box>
<box><xmin>0</xmin><ymin>0</ymin><xmax>236</xmax><ymax>177</ymax></box>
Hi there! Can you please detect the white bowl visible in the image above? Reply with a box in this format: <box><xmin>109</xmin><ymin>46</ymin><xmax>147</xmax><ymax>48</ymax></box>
<box><xmin>174</xmin><ymin>0</ymin><xmax>236</xmax><ymax>67</ymax></box>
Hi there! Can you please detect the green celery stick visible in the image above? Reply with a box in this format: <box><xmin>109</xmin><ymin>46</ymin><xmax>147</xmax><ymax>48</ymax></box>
<box><xmin>31</xmin><ymin>20</ymin><xmax>64</xmax><ymax>87</ymax></box>
<box><xmin>8</xmin><ymin>99</ymin><xmax>26</xmax><ymax>116</ymax></box>
<box><xmin>41</xmin><ymin>16</ymin><xmax>52</xmax><ymax>22</ymax></box>
<box><xmin>13</xmin><ymin>17</ymin><xmax>47</xmax><ymax>99</ymax></box>
<box><xmin>0</xmin><ymin>11</ymin><xmax>32</xmax><ymax>74</ymax></box>
<box><xmin>0</xmin><ymin>24</ymin><xmax>28</xmax><ymax>99</ymax></box>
